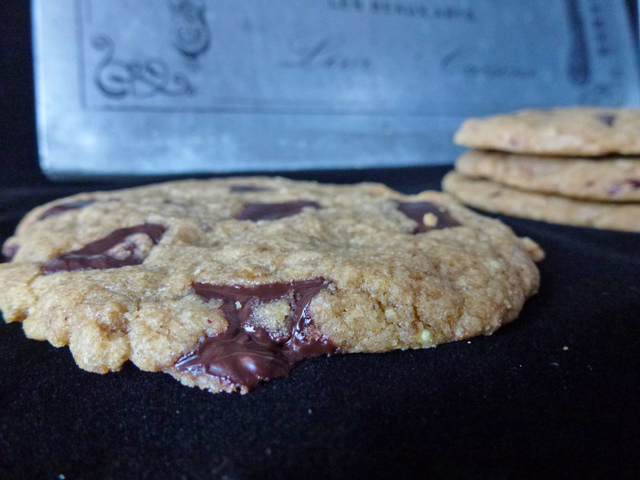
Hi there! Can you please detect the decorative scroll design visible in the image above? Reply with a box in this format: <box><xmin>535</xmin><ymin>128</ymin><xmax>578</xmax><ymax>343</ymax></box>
<box><xmin>92</xmin><ymin>35</ymin><xmax>195</xmax><ymax>99</ymax></box>
<box><xmin>169</xmin><ymin>0</ymin><xmax>211</xmax><ymax>60</ymax></box>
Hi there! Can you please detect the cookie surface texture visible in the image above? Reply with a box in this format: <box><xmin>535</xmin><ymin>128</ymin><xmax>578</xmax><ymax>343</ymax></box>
<box><xmin>443</xmin><ymin>171</ymin><xmax>640</xmax><ymax>232</ymax></box>
<box><xmin>454</xmin><ymin>107</ymin><xmax>640</xmax><ymax>156</ymax></box>
<box><xmin>0</xmin><ymin>177</ymin><xmax>543</xmax><ymax>394</ymax></box>
<box><xmin>456</xmin><ymin>150</ymin><xmax>640</xmax><ymax>202</ymax></box>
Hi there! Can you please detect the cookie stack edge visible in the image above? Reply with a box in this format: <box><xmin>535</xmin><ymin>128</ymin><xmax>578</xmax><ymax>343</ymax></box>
<box><xmin>444</xmin><ymin>107</ymin><xmax>640</xmax><ymax>231</ymax></box>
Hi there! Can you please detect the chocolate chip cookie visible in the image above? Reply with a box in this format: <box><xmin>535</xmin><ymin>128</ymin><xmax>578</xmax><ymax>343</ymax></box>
<box><xmin>454</xmin><ymin>107</ymin><xmax>640</xmax><ymax>156</ymax></box>
<box><xmin>0</xmin><ymin>177</ymin><xmax>543</xmax><ymax>393</ymax></box>
<box><xmin>456</xmin><ymin>150</ymin><xmax>640</xmax><ymax>202</ymax></box>
<box><xmin>443</xmin><ymin>171</ymin><xmax>640</xmax><ymax>232</ymax></box>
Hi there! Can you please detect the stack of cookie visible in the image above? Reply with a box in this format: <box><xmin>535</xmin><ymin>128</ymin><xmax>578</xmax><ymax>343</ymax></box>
<box><xmin>442</xmin><ymin>107</ymin><xmax>640</xmax><ymax>232</ymax></box>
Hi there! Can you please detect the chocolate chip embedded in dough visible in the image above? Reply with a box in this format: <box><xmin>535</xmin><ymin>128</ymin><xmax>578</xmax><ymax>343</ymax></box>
<box><xmin>230</xmin><ymin>185</ymin><xmax>273</xmax><ymax>193</ymax></box>
<box><xmin>175</xmin><ymin>278</ymin><xmax>336</xmax><ymax>389</ymax></box>
<box><xmin>2</xmin><ymin>242</ymin><xmax>19</xmax><ymax>261</ymax></box>
<box><xmin>235</xmin><ymin>201</ymin><xmax>321</xmax><ymax>221</ymax></box>
<box><xmin>41</xmin><ymin>224</ymin><xmax>166</xmax><ymax>274</ymax></box>
<box><xmin>38</xmin><ymin>200</ymin><xmax>97</xmax><ymax>221</ymax></box>
<box><xmin>396</xmin><ymin>201</ymin><xmax>461</xmax><ymax>233</ymax></box>
<box><xmin>607</xmin><ymin>179</ymin><xmax>640</xmax><ymax>196</ymax></box>
<box><xmin>596</xmin><ymin>113</ymin><xmax>616</xmax><ymax>127</ymax></box>
<box><xmin>607</xmin><ymin>184</ymin><xmax>623</xmax><ymax>196</ymax></box>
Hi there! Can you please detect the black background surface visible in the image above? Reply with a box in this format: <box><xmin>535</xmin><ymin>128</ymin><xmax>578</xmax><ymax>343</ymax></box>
<box><xmin>1</xmin><ymin>2</ymin><xmax>640</xmax><ymax>479</ymax></box>
<box><xmin>1</xmin><ymin>173</ymin><xmax>640</xmax><ymax>480</ymax></box>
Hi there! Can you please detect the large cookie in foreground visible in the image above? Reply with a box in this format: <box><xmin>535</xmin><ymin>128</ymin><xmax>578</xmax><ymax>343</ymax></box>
<box><xmin>443</xmin><ymin>171</ymin><xmax>640</xmax><ymax>232</ymax></box>
<box><xmin>454</xmin><ymin>107</ymin><xmax>640</xmax><ymax>156</ymax></box>
<box><xmin>0</xmin><ymin>177</ymin><xmax>543</xmax><ymax>394</ymax></box>
<box><xmin>456</xmin><ymin>150</ymin><xmax>640</xmax><ymax>202</ymax></box>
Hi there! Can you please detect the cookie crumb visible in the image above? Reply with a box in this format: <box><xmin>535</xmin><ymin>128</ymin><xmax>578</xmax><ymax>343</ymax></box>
<box><xmin>421</xmin><ymin>329</ymin><xmax>432</xmax><ymax>342</ymax></box>
<box><xmin>563</xmin><ymin>346</ymin><xmax>569</xmax><ymax>351</ymax></box>
<box><xmin>422</xmin><ymin>212</ymin><xmax>438</xmax><ymax>227</ymax></box>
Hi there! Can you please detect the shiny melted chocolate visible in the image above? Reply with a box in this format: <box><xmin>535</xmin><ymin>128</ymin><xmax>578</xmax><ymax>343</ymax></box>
<box><xmin>175</xmin><ymin>278</ymin><xmax>336</xmax><ymax>388</ymax></box>
<box><xmin>42</xmin><ymin>224</ymin><xmax>166</xmax><ymax>274</ymax></box>
<box><xmin>235</xmin><ymin>201</ymin><xmax>321</xmax><ymax>221</ymax></box>
<box><xmin>396</xmin><ymin>201</ymin><xmax>461</xmax><ymax>233</ymax></box>
<box><xmin>38</xmin><ymin>200</ymin><xmax>97</xmax><ymax>221</ymax></box>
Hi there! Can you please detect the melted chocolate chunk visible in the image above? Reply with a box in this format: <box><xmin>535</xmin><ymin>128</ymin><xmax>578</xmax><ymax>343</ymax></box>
<box><xmin>42</xmin><ymin>224</ymin><xmax>166</xmax><ymax>274</ymax></box>
<box><xmin>396</xmin><ymin>201</ymin><xmax>461</xmax><ymax>233</ymax></box>
<box><xmin>596</xmin><ymin>113</ymin><xmax>616</xmax><ymax>127</ymax></box>
<box><xmin>175</xmin><ymin>278</ymin><xmax>336</xmax><ymax>389</ymax></box>
<box><xmin>235</xmin><ymin>201</ymin><xmax>321</xmax><ymax>221</ymax></box>
<box><xmin>38</xmin><ymin>200</ymin><xmax>97</xmax><ymax>221</ymax></box>
<box><xmin>230</xmin><ymin>185</ymin><xmax>272</xmax><ymax>193</ymax></box>
<box><xmin>2</xmin><ymin>242</ymin><xmax>19</xmax><ymax>261</ymax></box>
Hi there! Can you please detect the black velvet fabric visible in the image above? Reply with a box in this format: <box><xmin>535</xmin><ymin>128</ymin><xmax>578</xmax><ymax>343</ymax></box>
<box><xmin>1</xmin><ymin>168</ymin><xmax>639</xmax><ymax>480</ymax></box>
<box><xmin>1</xmin><ymin>1</ymin><xmax>640</xmax><ymax>478</ymax></box>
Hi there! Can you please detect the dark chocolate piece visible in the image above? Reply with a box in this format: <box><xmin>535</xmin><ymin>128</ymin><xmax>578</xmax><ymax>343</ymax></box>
<box><xmin>2</xmin><ymin>242</ymin><xmax>19</xmax><ymax>261</ymax></box>
<box><xmin>38</xmin><ymin>199</ymin><xmax>120</xmax><ymax>221</ymax></box>
<box><xmin>38</xmin><ymin>200</ymin><xmax>97</xmax><ymax>221</ymax></box>
<box><xmin>230</xmin><ymin>185</ymin><xmax>272</xmax><ymax>193</ymax></box>
<box><xmin>175</xmin><ymin>278</ymin><xmax>336</xmax><ymax>389</ymax></box>
<box><xmin>607</xmin><ymin>184</ymin><xmax>622</xmax><ymax>196</ymax></box>
<box><xmin>608</xmin><ymin>179</ymin><xmax>640</xmax><ymax>195</ymax></box>
<box><xmin>42</xmin><ymin>224</ymin><xmax>166</xmax><ymax>274</ymax></box>
<box><xmin>396</xmin><ymin>201</ymin><xmax>461</xmax><ymax>233</ymax></box>
<box><xmin>596</xmin><ymin>113</ymin><xmax>616</xmax><ymax>127</ymax></box>
<box><xmin>235</xmin><ymin>201</ymin><xmax>321</xmax><ymax>221</ymax></box>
